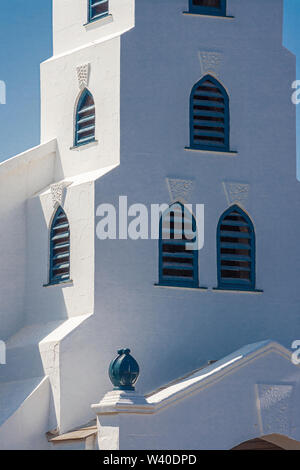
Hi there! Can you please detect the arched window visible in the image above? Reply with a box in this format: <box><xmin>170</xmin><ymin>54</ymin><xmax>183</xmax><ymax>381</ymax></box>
<box><xmin>159</xmin><ymin>202</ymin><xmax>198</xmax><ymax>288</ymax></box>
<box><xmin>189</xmin><ymin>0</ymin><xmax>226</xmax><ymax>16</ymax></box>
<box><xmin>49</xmin><ymin>207</ymin><xmax>70</xmax><ymax>285</ymax></box>
<box><xmin>190</xmin><ymin>75</ymin><xmax>229</xmax><ymax>152</ymax></box>
<box><xmin>89</xmin><ymin>0</ymin><xmax>109</xmax><ymax>22</ymax></box>
<box><xmin>75</xmin><ymin>88</ymin><xmax>95</xmax><ymax>147</ymax></box>
<box><xmin>217</xmin><ymin>205</ymin><xmax>255</xmax><ymax>291</ymax></box>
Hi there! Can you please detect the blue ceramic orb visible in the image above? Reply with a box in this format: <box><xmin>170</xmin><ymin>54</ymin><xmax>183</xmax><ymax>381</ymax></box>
<box><xmin>109</xmin><ymin>348</ymin><xmax>140</xmax><ymax>391</ymax></box>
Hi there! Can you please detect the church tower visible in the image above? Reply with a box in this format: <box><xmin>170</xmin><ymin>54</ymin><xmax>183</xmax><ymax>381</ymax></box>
<box><xmin>0</xmin><ymin>1</ymin><xmax>136</xmax><ymax>446</ymax></box>
<box><xmin>0</xmin><ymin>0</ymin><xmax>300</xmax><ymax>450</ymax></box>
<box><xmin>41</xmin><ymin>0</ymin><xmax>135</xmax><ymax>178</ymax></box>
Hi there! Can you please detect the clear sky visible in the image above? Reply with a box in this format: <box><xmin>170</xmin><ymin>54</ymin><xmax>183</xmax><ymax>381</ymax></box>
<box><xmin>0</xmin><ymin>0</ymin><xmax>52</xmax><ymax>162</ymax></box>
<box><xmin>0</xmin><ymin>0</ymin><xmax>299</xmax><ymax>178</ymax></box>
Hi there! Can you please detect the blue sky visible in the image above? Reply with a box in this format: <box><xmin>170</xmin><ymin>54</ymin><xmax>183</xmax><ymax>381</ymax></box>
<box><xmin>0</xmin><ymin>0</ymin><xmax>299</xmax><ymax>177</ymax></box>
<box><xmin>0</xmin><ymin>0</ymin><xmax>52</xmax><ymax>162</ymax></box>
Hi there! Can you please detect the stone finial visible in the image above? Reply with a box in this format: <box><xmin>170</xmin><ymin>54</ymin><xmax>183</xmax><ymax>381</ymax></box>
<box><xmin>109</xmin><ymin>349</ymin><xmax>140</xmax><ymax>391</ymax></box>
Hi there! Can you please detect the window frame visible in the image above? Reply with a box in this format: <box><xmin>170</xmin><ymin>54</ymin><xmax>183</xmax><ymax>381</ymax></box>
<box><xmin>188</xmin><ymin>0</ymin><xmax>226</xmax><ymax>17</ymax></box>
<box><xmin>49</xmin><ymin>206</ymin><xmax>71</xmax><ymax>286</ymax></box>
<box><xmin>159</xmin><ymin>202</ymin><xmax>199</xmax><ymax>289</ymax></box>
<box><xmin>217</xmin><ymin>205</ymin><xmax>256</xmax><ymax>291</ymax></box>
<box><xmin>190</xmin><ymin>74</ymin><xmax>230</xmax><ymax>153</ymax></box>
<box><xmin>75</xmin><ymin>88</ymin><xmax>96</xmax><ymax>148</ymax></box>
<box><xmin>88</xmin><ymin>0</ymin><xmax>109</xmax><ymax>23</ymax></box>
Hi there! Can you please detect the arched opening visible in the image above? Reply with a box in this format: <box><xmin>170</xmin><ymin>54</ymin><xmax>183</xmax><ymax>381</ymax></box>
<box><xmin>75</xmin><ymin>88</ymin><xmax>95</xmax><ymax>147</ymax></box>
<box><xmin>159</xmin><ymin>202</ymin><xmax>198</xmax><ymax>288</ymax></box>
<box><xmin>217</xmin><ymin>204</ymin><xmax>255</xmax><ymax>291</ymax></box>
<box><xmin>190</xmin><ymin>74</ymin><xmax>229</xmax><ymax>152</ymax></box>
<box><xmin>232</xmin><ymin>434</ymin><xmax>300</xmax><ymax>451</ymax></box>
<box><xmin>49</xmin><ymin>206</ymin><xmax>70</xmax><ymax>285</ymax></box>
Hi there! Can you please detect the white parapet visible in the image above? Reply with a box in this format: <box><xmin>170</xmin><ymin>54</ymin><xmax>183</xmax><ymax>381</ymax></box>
<box><xmin>92</xmin><ymin>389</ymin><xmax>154</xmax><ymax>450</ymax></box>
<box><xmin>92</xmin><ymin>341</ymin><xmax>300</xmax><ymax>450</ymax></box>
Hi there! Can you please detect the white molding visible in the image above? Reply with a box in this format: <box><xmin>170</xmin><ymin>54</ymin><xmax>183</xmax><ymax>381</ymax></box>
<box><xmin>92</xmin><ymin>390</ymin><xmax>154</xmax><ymax>415</ymax></box>
<box><xmin>70</xmin><ymin>140</ymin><xmax>99</xmax><ymax>151</ymax></box>
<box><xmin>146</xmin><ymin>342</ymin><xmax>295</xmax><ymax>413</ymax></box>
<box><xmin>154</xmin><ymin>285</ymin><xmax>208</xmax><ymax>292</ymax></box>
<box><xmin>183</xmin><ymin>12</ymin><xmax>234</xmax><ymax>19</ymax></box>
<box><xmin>212</xmin><ymin>288</ymin><xmax>263</xmax><ymax>294</ymax></box>
<box><xmin>184</xmin><ymin>147</ymin><xmax>238</xmax><ymax>157</ymax></box>
<box><xmin>84</xmin><ymin>14</ymin><xmax>113</xmax><ymax>30</ymax></box>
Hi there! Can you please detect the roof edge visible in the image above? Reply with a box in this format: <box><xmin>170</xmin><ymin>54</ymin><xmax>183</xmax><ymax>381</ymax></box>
<box><xmin>147</xmin><ymin>340</ymin><xmax>294</xmax><ymax>412</ymax></box>
<box><xmin>0</xmin><ymin>139</ymin><xmax>57</xmax><ymax>177</ymax></box>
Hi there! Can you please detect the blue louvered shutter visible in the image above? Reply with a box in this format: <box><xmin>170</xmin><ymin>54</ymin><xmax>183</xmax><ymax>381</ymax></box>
<box><xmin>75</xmin><ymin>89</ymin><xmax>95</xmax><ymax>147</ymax></box>
<box><xmin>189</xmin><ymin>0</ymin><xmax>226</xmax><ymax>16</ymax></box>
<box><xmin>217</xmin><ymin>205</ymin><xmax>255</xmax><ymax>291</ymax></box>
<box><xmin>89</xmin><ymin>0</ymin><xmax>109</xmax><ymax>22</ymax></box>
<box><xmin>49</xmin><ymin>207</ymin><xmax>70</xmax><ymax>285</ymax></box>
<box><xmin>159</xmin><ymin>203</ymin><xmax>199</xmax><ymax>288</ymax></box>
<box><xmin>190</xmin><ymin>75</ymin><xmax>229</xmax><ymax>152</ymax></box>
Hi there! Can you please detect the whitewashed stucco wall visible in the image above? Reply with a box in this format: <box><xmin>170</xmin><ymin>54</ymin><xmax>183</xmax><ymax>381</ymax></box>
<box><xmin>88</xmin><ymin>0</ymin><xmax>300</xmax><ymax>411</ymax></box>
<box><xmin>96</xmin><ymin>348</ymin><xmax>300</xmax><ymax>450</ymax></box>
<box><xmin>40</xmin><ymin>0</ymin><xmax>300</xmax><ymax>434</ymax></box>
<box><xmin>52</xmin><ymin>0</ymin><xmax>134</xmax><ymax>56</ymax></box>
<box><xmin>0</xmin><ymin>142</ymin><xmax>56</xmax><ymax>340</ymax></box>
<box><xmin>0</xmin><ymin>377</ymin><xmax>51</xmax><ymax>450</ymax></box>
<box><xmin>1</xmin><ymin>0</ymin><xmax>299</xmax><ymax>444</ymax></box>
<box><xmin>41</xmin><ymin>37</ymin><xmax>121</xmax><ymax>179</ymax></box>
<box><xmin>24</xmin><ymin>178</ymin><xmax>95</xmax><ymax>325</ymax></box>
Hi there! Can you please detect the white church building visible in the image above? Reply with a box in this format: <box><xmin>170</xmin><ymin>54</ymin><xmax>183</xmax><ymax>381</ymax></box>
<box><xmin>1</xmin><ymin>0</ymin><xmax>300</xmax><ymax>450</ymax></box>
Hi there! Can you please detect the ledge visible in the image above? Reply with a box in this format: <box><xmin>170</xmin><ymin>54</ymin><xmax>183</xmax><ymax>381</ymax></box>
<box><xmin>43</xmin><ymin>280</ymin><xmax>73</xmax><ymax>288</ymax></box>
<box><xmin>183</xmin><ymin>11</ymin><xmax>234</xmax><ymax>19</ymax></box>
<box><xmin>185</xmin><ymin>147</ymin><xmax>238</xmax><ymax>157</ymax></box>
<box><xmin>154</xmin><ymin>284</ymin><xmax>208</xmax><ymax>292</ymax></box>
<box><xmin>83</xmin><ymin>14</ymin><xmax>113</xmax><ymax>30</ymax></box>
<box><xmin>70</xmin><ymin>140</ymin><xmax>98</xmax><ymax>151</ymax></box>
<box><xmin>154</xmin><ymin>284</ymin><xmax>263</xmax><ymax>294</ymax></box>
<box><xmin>212</xmin><ymin>288</ymin><xmax>263</xmax><ymax>294</ymax></box>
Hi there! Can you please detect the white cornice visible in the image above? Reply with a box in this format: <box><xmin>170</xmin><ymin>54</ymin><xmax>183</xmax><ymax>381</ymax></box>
<box><xmin>92</xmin><ymin>390</ymin><xmax>155</xmax><ymax>415</ymax></box>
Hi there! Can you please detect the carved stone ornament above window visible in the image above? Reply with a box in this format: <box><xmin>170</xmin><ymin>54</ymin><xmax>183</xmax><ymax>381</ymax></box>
<box><xmin>76</xmin><ymin>63</ymin><xmax>90</xmax><ymax>90</ymax></box>
<box><xmin>198</xmin><ymin>51</ymin><xmax>222</xmax><ymax>77</ymax></box>
<box><xmin>256</xmin><ymin>384</ymin><xmax>293</xmax><ymax>436</ymax></box>
<box><xmin>166</xmin><ymin>178</ymin><xmax>194</xmax><ymax>204</ymax></box>
<box><xmin>50</xmin><ymin>182</ymin><xmax>72</xmax><ymax>208</ymax></box>
<box><xmin>223</xmin><ymin>182</ymin><xmax>250</xmax><ymax>207</ymax></box>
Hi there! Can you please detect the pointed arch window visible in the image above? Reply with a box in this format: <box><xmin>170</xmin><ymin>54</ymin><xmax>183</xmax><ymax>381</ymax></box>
<box><xmin>89</xmin><ymin>0</ymin><xmax>109</xmax><ymax>22</ymax></box>
<box><xmin>217</xmin><ymin>205</ymin><xmax>255</xmax><ymax>291</ymax></box>
<box><xmin>159</xmin><ymin>202</ymin><xmax>199</xmax><ymax>288</ymax></box>
<box><xmin>75</xmin><ymin>88</ymin><xmax>95</xmax><ymax>147</ymax></box>
<box><xmin>190</xmin><ymin>75</ymin><xmax>229</xmax><ymax>152</ymax></box>
<box><xmin>49</xmin><ymin>207</ymin><xmax>70</xmax><ymax>285</ymax></box>
<box><xmin>189</xmin><ymin>0</ymin><xmax>226</xmax><ymax>16</ymax></box>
